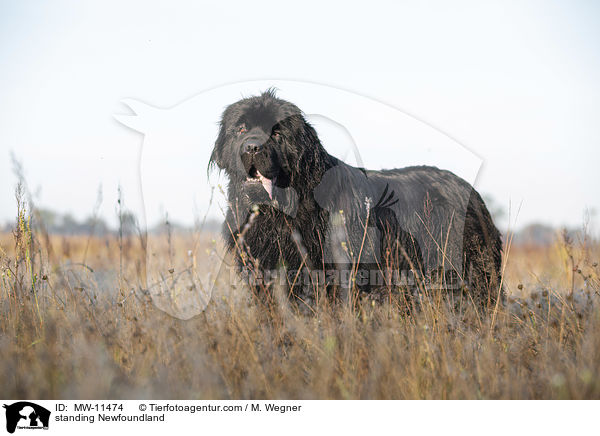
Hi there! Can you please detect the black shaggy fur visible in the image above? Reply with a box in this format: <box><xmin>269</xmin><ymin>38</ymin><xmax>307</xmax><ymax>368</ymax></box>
<box><xmin>210</xmin><ymin>90</ymin><xmax>503</xmax><ymax>308</ymax></box>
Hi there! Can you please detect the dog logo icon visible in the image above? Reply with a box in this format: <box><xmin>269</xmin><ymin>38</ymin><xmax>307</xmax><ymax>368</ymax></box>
<box><xmin>3</xmin><ymin>402</ymin><xmax>50</xmax><ymax>433</ymax></box>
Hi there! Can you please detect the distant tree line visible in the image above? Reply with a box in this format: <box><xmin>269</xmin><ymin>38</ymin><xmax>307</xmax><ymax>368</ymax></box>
<box><xmin>0</xmin><ymin>208</ymin><xmax>222</xmax><ymax>236</ymax></box>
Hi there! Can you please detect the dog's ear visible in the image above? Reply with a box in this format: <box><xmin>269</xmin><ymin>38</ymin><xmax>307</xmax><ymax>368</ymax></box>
<box><xmin>209</xmin><ymin>122</ymin><xmax>227</xmax><ymax>170</ymax></box>
<box><xmin>294</xmin><ymin>118</ymin><xmax>324</xmax><ymax>171</ymax></box>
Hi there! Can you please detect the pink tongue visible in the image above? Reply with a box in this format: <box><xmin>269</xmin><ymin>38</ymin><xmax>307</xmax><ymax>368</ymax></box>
<box><xmin>256</xmin><ymin>170</ymin><xmax>273</xmax><ymax>199</ymax></box>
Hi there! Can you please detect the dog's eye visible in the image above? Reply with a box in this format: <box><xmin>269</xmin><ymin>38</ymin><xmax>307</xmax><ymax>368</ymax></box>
<box><xmin>237</xmin><ymin>124</ymin><xmax>247</xmax><ymax>134</ymax></box>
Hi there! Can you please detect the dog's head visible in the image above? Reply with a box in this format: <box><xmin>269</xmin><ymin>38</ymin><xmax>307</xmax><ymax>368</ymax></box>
<box><xmin>210</xmin><ymin>89</ymin><xmax>326</xmax><ymax>203</ymax></box>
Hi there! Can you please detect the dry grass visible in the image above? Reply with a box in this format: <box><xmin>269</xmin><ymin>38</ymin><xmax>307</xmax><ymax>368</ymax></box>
<box><xmin>1</xmin><ymin>199</ymin><xmax>599</xmax><ymax>399</ymax></box>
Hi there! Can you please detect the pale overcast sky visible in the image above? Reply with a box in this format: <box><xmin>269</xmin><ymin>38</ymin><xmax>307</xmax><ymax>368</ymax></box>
<box><xmin>1</xmin><ymin>1</ymin><xmax>599</xmax><ymax>231</ymax></box>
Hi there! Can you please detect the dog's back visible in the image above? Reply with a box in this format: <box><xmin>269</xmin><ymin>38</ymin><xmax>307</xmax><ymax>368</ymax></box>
<box><xmin>316</xmin><ymin>162</ymin><xmax>503</xmax><ymax>306</ymax></box>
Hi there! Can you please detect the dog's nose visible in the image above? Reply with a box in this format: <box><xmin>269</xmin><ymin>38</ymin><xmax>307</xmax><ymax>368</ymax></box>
<box><xmin>242</xmin><ymin>139</ymin><xmax>263</xmax><ymax>155</ymax></box>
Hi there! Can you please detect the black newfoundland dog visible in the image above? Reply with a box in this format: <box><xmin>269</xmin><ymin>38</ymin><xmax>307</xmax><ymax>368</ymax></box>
<box><xmin>210</xmin><ymin>90</ymin><xmax>503</xmax><ymax>308</ymax></box>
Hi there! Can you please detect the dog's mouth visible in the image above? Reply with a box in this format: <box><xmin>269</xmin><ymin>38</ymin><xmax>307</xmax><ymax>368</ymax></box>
<box><xmin>246</xmin><ymin>165</ymin><xmax>273</xmax><ymax>199</ymax></box>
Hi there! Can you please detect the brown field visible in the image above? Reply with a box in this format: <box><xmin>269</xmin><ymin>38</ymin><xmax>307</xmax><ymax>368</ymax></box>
<box><xmin>1</xmin><ymin>204</ymin><xmax>599</xmax><ymax>399</ymax></box>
